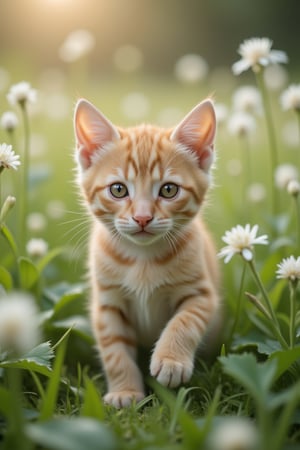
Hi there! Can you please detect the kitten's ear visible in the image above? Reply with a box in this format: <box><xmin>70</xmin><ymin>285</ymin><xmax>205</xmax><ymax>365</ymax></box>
<box><xmin>170</xmin><ymin>99</ymin><xmax>216</xmax><ymax>172</ymax></box>
<box><xmin>74</xmin><ymin>99</ymin><xmax>120</xmax><ymax>170</ymax></box>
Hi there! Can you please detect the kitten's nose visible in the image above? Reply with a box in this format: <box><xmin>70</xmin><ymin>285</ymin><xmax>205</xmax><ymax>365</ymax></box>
<box><xmin>133</xmin><ymin>215</ymin><xmax>153</xmax><ymax>228</ymax></box>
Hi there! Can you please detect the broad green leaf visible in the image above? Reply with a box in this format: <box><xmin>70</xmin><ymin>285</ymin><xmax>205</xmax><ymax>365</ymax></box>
<box><xmin>44</xmin><ymin>282</ymin><xmax>86</xmax><ymax>305</ymax></box>
<box><xmin>26</xmin><ymin>418</ymin><xmax>117</xmax><ymax>450</ymax></box>
<box><xmin>256</xmin><ymin>339</ymin><xmax>281</xmax><ymax>355</ymax></box>
<box><xmin>0</xmin><ymin>224</ymin><xmax>18</xmax><ymax>256</ymax></box>
<box><xmin>219</xmin><ymin>353</ymin><xmax>277</xmax><ymax>404</ymax></box>
<box><xmin>269</xmin><ymin>346</ymin><xmax>300</xmax><ymax>380</ymax></box>
<box><xmin>52</xmin><ymin>288</ymin><xmax>85</xmax><ymax>317</ymax></box>
<box><xmin>0</xmin><ymin>265</ymin><xmax>13</xmax><ymax>291</ymax></box>
<box><xmin>18</xmin><ymin>256</ymin><xmax>39</xmax><ymax>290</ymax></box>
<box><xmin>81</xmin><ymin>376</ymin><xmax>105</xmax><ymax>420</ymax></box>
<box><xmin>0</xmin><ymin>342</ymin><xmax>54</xmax><ymax>376</ymax></box>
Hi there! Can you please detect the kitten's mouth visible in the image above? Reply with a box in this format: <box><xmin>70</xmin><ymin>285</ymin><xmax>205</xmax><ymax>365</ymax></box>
<box><xmin>134</xmin><ymin>230</ymin><xmax>153</xmax><ymax>236</ymax></box>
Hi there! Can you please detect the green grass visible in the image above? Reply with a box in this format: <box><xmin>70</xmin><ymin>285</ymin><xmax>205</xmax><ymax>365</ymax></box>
<box><xmin>0</xmin><ymin>55</ymin><xmax>300</xmax><ymax>449</ymax></box>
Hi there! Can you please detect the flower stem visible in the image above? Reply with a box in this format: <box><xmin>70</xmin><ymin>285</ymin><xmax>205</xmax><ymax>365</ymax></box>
<box><xmin>248</xmin><ymin>259</ymin><xmax>288</xmax><ymax>348</ymax></box>
<box><xmin>293</xmin><ymin>195</ymin><xmax>300</xmax><ymax>250</ymax></box>
<box><xmin>255</xmin><ymin>69</ymin><xmax>278</xmax><ymax>217</ymax></box>
<box><xmin>289</xmin><ymin>280</ymin><xmax>297</xmax><ymax>348</ymax></box>
<box><xmin>228</xmin><ymin>262</ymin><xmax>247</xmax><ymax>346</ymax></box>
<box><xmin>20</xmin><ymin>104</ymin><xmax>30</xmax><ymax>254</ymax></box>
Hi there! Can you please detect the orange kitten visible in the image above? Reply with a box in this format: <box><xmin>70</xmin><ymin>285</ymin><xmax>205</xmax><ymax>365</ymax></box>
<box><xmin>74</xmin><ymin>98</ymin><xmax>220</xmax><ymax>408</ymax></box>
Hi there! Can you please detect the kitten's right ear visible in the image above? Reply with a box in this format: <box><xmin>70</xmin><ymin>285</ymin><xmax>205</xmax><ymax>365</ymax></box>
<box><xmin>74</xmin><ymin>99</ymin><xmax>120</xmax><ymax>170</ymax></box>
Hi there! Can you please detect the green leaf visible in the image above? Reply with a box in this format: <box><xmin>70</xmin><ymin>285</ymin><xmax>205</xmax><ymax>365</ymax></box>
<box><xmin>52</xmin><ymin>316</ymin><xmax>93</xmax><ymax>342</ymax></box>
<box><xmin>26</xmin><ymin>418</ymin><xmax>117</xmax><ymax>450</ymax></box>
<box><xmin>39</xmin><ymin>331</ymin><xmax>70</xmax><ymax>420</ymax></box>
<box><xmin>0</xmin><ymin>342</ymin><xmax>54</xmax><ymax>376</ymax></box>
<box><xmin>0</xmin><ymin>223</ymin><xmax>18</xmax><ymax>256</ymax></box>
<box><xmin>0</xmin><ymin>386</ymin><xmax>12</xmax><ymax>417</ymax></box>
<box><xmin>269</xmin><ymin>346</ymin><xmax>300</xmax><ymax>380</ymax></box>
<box><xmin>0</xmin><ymin>265</ymin><xmax>13</xmax><ymax>291</ymax></box>
<box><xmin>219</xmin><ymin>353</ymin><xmax>277</xmax><ymax>404</ymax></box>
<box><xmin>52</xmin><ymin>288</ymin><xmax>85</xmax><ymax>317</ymax></box>
<box><xmin>18</xmin><ymin>256</ymin><xmax>39</xmax><ymax>289</ymax></box>
<box><xmin>81</xmin><ymin>376</ymin><xmax>105</xmax><ymax>420</ymax></box>
<box><xmin>36</xmin><ymin>247</ymin><xmax>63</xmax><ymax>273</ymax></box>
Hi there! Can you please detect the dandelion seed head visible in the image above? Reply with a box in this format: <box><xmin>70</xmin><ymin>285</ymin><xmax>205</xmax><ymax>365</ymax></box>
<box><xmin>174</xmin><ymin>54</ymin><xmax>209</xmax><ymax>83</ymax></box>
<box><xmin>7</xmin><ymin>81</ymin><xmax>37</xmax><ymax>106</ymax></box>
<box><xmin>1</xmin><ymin>111</ymin><xmax>19</xmax><ymax>132</ymax></box>
<box><xmin>0</xmin><ymin>143</ymin><xmax>21</xmax><ymax>170</ymax></box>
<box><xmin>274</xmin><ymin>164</ymin><xmax>298</xmax><ymax>190</ymax></box>
<box><xmin>232</xmin><ymin>86</ymin><xmax>262</xmax><ymax>114</ymax></box>
<box><xmin>227</xmin><ymin>112</ymin><xmax>256</xmax><ymax>137</ymax></box>
<box><xmin>208</xmin><ymin>417</ymin><xmax>259</xmax><ymax>450</ymax></box>
<box><xmin>280</xmin><ymin>84</ymin><xmax>300</xmax><ymax>112</ymax></box>
<box><xmin>0</xmin><ymin>293</ymin><xmax>40</xmax><ymax>354</ymax></box>
<box><xmin>26</xmin><ymin>238</ymin><xmax>49</xmax><ymax>258</ymax></box>
<box><xmin>276</xmin><ymin>256</ymin><xmax>300</xmax><ymax>282</ymax></box>
<box><xmin>287</xmin><ymin>179</ymin><xmax>300</xmax><ymax>196</ymax></box>
<box><xmin>218</xmin><ymin>224</ymin><xmax>268</xmax><ymax>263</ymax></box>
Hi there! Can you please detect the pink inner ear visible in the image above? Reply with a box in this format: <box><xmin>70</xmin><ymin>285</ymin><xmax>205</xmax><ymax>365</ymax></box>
<box><xmin>74</xmin><ymin>99</ymin><xmax>120</xmax><ymax>170</ymax></box>
<box><xmin>171</xmin><ymin>100</ymin><xmax>216</xmax><ymax>172</ymax></box>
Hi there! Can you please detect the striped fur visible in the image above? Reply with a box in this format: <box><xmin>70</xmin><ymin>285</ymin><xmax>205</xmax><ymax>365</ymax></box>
<box><xmin>74</xmin><ymin>98</ymin><xmax>220</xmax><ymax>408</ymax></box>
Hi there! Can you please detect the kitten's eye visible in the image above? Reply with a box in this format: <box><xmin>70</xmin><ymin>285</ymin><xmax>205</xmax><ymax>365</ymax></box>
<box><xmin>110</xmin><ymin>183</ymin><xmax>128</xmax><ymax>198</ymax></box>
<box><xmin>159</xmin><ymin>183</ymin><xmax>179</xmax><ymax>199</ymax></box>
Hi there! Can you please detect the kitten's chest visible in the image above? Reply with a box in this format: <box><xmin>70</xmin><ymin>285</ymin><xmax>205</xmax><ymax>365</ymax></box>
<box><xmin>124</xmin><ymin>262</ymin><xmax>174</xmax><ymax>343</ymax></box>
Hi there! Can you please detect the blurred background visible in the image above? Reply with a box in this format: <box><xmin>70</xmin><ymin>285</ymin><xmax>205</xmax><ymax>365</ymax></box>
<box><xmin>1</xmin><ymin>0</ymin><xmax>300</xmax><ymax>281</ymax></box>
<box><xmin>1</xmin><ymin>0</ymin><xmax>300</xmax><ymax>75</ymax></box>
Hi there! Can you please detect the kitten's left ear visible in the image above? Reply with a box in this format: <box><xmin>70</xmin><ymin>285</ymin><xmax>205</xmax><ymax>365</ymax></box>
<box><xmin>170</xmin><ymin>99</ymin><xmax>216</xmax><ymax>172</ymax></box>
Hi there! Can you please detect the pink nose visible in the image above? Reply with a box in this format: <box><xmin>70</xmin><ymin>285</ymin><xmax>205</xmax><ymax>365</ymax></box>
<box><xmin>133</xmin><ymin>215</ymin><xmax>153</xmax><ymax>228</ymax></box>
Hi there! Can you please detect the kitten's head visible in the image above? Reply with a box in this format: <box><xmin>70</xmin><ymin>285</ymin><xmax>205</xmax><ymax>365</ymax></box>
<box><xmin>74</xmin><ymin>98</ymin><xmax>216</xmax><ymax>247</ymax></box>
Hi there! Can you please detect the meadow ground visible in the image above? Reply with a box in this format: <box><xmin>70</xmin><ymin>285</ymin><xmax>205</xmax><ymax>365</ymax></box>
<box><xmin>0</xmin><ymin>39</ymin><xmax>300</xmax><ymax>449</ymax></box>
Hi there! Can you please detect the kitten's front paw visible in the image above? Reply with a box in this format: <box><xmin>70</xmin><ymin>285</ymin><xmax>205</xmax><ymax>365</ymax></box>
<box><xmin>104</xmin><ymin>390</ymin><xmax>145</xmax><ymax>408</ymax></box>
<box><xmin>150</xmin><ymin>356</ymin><xmax>193</xmax><ymax>388</ymax></box>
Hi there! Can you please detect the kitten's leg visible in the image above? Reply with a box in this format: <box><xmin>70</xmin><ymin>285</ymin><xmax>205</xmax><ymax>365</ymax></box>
<box><xmin>91</xmin><ymin>298</ymin><xmax>145</xmax><ymax>408</ymax></box>
<box><xmin>150</xmin><ymin>284</ymin><xmax>219</xmax><ymax>388</ymax></box>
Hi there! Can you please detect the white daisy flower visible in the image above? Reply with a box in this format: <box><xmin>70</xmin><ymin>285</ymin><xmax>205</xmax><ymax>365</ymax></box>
<box><xmin>7</xmin><ymin>81</ymin><xmax>37</xmax><ymax>106</ymax></box>
<box><xmin>26</xmin><ymin>238</ymin><xmax>49</xmax><ymax>258</ymax></box>
<box><xmin>227</xmin><ymin>112</ymin><xmax>256</xmax><ymax>137</ymax></box>
<box><xmin>0</xmin><ymin>293</ymin><xmax>40</xmax><ymax>355</ymax></box>
<box><xmin>276</xmin><ymin>256</ymin><xmax>300</xmax><ymax>282</ymax></box>
<box><xmin>218</xmin><ymin>224</ymin><xmax>269</xmax><ymax>263</ymax></box>
<box><xmin>280</xmin><ymin>84</ymin><xmax>300</xmax><ymax>112</ymax></box>
<box><xmin>0</xmin><ymin>143</ymin><xmax>21</xmax><ymax>171</ymax></box>
<box><xmin>1</xmin><ymin>111</ymin><xmax>19</xmax><ymax>132</ymax></box>
<box><xmin>208</xmin><ymin>418</ymin><xmax>259</xmax><ymax>450</ymax></box>
<box><xmin>232</xmin><ymin>86</ymin><xmax>262</xmax><ymax>114</ymax></box>
<box><xmin>274</xmin><ymin>164</ymin><xmax>298</xmax><ymax>190</ymax></box>
<box><xmin>232</xmin><ymin>37</ymin><xmax>288</xmax><ymax>75</ymax></box>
